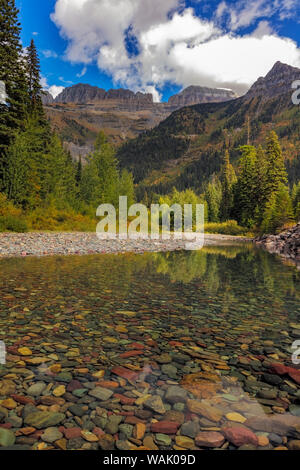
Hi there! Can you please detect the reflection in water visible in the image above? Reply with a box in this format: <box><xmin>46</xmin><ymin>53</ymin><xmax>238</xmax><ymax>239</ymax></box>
<box><xmin>0</xmin><ymin>246</ymin><xmax>299</xmax><ymax>450</ymax></box>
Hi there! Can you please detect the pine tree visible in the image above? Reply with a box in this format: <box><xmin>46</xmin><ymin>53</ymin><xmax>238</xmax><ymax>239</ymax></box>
<box><xmin>0</xmin><ymin>0</ymin><xmax>28</xmax><ymax>151</ymax></box>
<box><xmin>261</xmin><ymin>183</ymin><xmax>293</xmax><ymax>233</ymax></box>
<box><xmin>206</xmin><ymin>176</ymin><xmax>222</xmax><ymax>222</ymax></box>
<box><xmin>233</xmin><ymin>146</ymin><xmax>258</xmax><ymax>228</ymax></box>
<box><xmin>264</xmin><ymin>131</ymin><xmax>288</xmax><ymax>201</ymax></box>
<box><xmin>75</xmin><ymin>157</ymin><xmax>82</xmax><ymax>186</ymax></box>
<box><xmin>119</xmin><ymin>169</ymin><xmax>135</xmax><ymax>207</ymax></box>
<box><xmin>220</xmin><ymin>150</ymin><xmax>236</xmax><ymax>221</ymax></box>
<box><xmin>26</xmin><ymin>38</ymin><xmax>44</xmax><ymax>118</ymax></box>
<box><xmin>43</xmin><ymin>134</ymin><xmax>77</xmax><ymax>207</ymax></box>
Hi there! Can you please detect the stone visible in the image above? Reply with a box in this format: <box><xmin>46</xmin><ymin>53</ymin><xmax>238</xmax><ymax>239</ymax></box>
<box><xmin>63</xmin><ymin>427</ymin><xmax>82</xmax><ymax>439</ymax></box>
<box><xmin>133</xmin><ymin>423</ymin><xmax>146</xmax><ymax>440</ymax></box>
<box><xmin>0</xmin><ymin>428</ymin><xmax>16</xmax><ymax>447</ymax></box>
<box><xmin>164</xmin><ymin>410</ymin><xmax>185</xmax><ymax>425</ymax></box>
<box><xmin>195</xmin><ymin>431</ymin><xmax>225</xmax><ymax>448</ymax></box>
<box><xmin>81</xmin><ymin>430</ymin><xmax>99</xmax><ymax>442</ymax></box>
<box><xmin>175</xmin><ymin>436</ymin><xmax>195</xmax><ymax>449</ymax></box>
<box><xmin>155</xmin><ymin>434</ymin><xmax>171</xmax><ymax>446</ymax></box>
<box><xmin>0</xmin><ymin>380</ymin><xmax>16</xmax><ymax>397</ymax></box>
<box><xmin>111</xmin><ymin>366</ymin><xmax>138</xmax><ymax>382</ymax></box>
<box><xmin>53</xmin><ymin>385</ymin><xmax>66</xmax><ymax>397</ymax></box>
<box><xmin>18</xmin><ymin>347</ymin><xmax>32</xmax><ymax>356</ymax></box>
<box><xmin>165</xmin><ymin>386</ymin><xmax>187</xmax><ymax>404</ymax></box>
<box><xmin>24</xmin><ymin>411</ymin><xmax>65</xmax><ymax>429</ymax></box>
<box><xmin>181</xmin><ymin>421</ymin><xmax>199</xmax><ymax>438</ymax></box>
<box><xmin>41</xmin><ymin>427</ymin><xmax>63</xmax><ymax>443</ymax></box>
<box><xmin>150</xmin><ymin>421</ymin><xmax>180</xmax><ymax>434</ymax></box>
<box><xmin>98</xmin><ymin>434</ymin><xmax>115</xmax><ymax>450</ymax></box>
<box><xmin>222</xmin><ymin>426</ymin><xmax>258</xmax><ymax>447</ymax></box>
<box><xmin>226</xmin><ymin>412</ymin><xmax>246</xmax><ymax>423</ymax></box>
<box><xmin>161</xmin><ymin>364</ymin><xmax>178</xmax><ymax>379</ymax></box>
<box><xmin>0</xmin><ymin>398</ymin><xmax>17</xmax><ymax>409</ymax></box>
<box><xmin>287</xmin><ymin>440</ymin><xmax>300</xmax><ymax>450</ymax></box>
<box><xmin>180</xmin><ymin>372</ymin><xmax>222</xmax><ymax>399</ymax></box>
<box><xmin>257</xmin><ymin>435</ymin><xmax>269</xmax><ymax>447</ymax></box>
<box><xmin>143</xmin><ymin>436</ymin><xmax>158</xmax><ymax>450</ymax></box>
<box><xmin>144</xmin><ymin>395</ymin><xmax>166</xmax><ymax>414</ymax></box>
<box><xmin>119</xmin><ymin>424</ymin><xmax>133</xmax><ymax>439</ymax></box>
<box><xmin>105</xmin><ymin>415</ymin><xmax>123</xmax><ymax>434</ymax></box>
<box><xmin>186</xmin><ymin>399</ymin><xmax>223</xmax><ymax>422</ymax></box>
<box><xmin>88</xmin><ymin>387</ymin><xmax>114</xmax><ymax>401</ymax></box>
<box><xmin>69</xmin><ymin>404</ymin><xmax>86</xmax><ymax>417</ymax></box>
<box><xmin>26</xmin><ymin>382</ymin><xmax>47</xmax><ymax>397</ymax></box>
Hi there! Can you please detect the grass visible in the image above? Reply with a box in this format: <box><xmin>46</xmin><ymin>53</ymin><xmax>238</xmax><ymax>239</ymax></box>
<box><xmin>204</xmin><ymin>220</ymin><xmax>252</xmax><ymax>236</ymax></box>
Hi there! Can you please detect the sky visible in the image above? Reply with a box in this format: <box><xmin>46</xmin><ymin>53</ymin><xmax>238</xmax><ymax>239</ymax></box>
<box><xmin>16</xmin><ymin>0</ymin><xmax>300</xmax><ymax>101</ymax></box>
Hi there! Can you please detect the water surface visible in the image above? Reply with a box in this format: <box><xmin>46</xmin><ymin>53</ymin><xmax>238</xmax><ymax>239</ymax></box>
<box><xmin>0</xmin><ymin>245</ymin><xmax>299</xmax><ymax>450</ymax></box>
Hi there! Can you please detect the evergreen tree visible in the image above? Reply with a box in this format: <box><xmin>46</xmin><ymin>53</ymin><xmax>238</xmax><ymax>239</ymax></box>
<box><xmin>264</xmin><ymin>131</ymin><xmax>288</xmax><ymax>201</ymax></box>
<box><xmin>26</xmin><ymin>38</ymin><xmax>44</xmax><ymax>118</ymax></box>
<box><xmin>119</xmin><ymin>169</ymin><xmax>135</xmax><ymax>207</ymax></box>
<box><xmin>43</xmin><ymin>134</ymin><xmax>77</xmax><ymax>207</ymax></box>
<box><xmin>233</xmin><ymin>146</ymin><xmax>258</xmax><ymax>228</ymax></box>
<box><xmin>261</xmin><ymin>183</ymin><xmax>293</xmax><ymax>233</ymax></box>
<box><xmin>75</xmin><ymin>157</ymin><xmax>82</xmax><ymax>186</ymax></box>
<box><xmin>292</xmin><ymin>182</ymin><xmax>300</xmax><ymax>221</ymax></box>
<box><xmin>220</xmin><ymin>150</ymin><xmax>236</xmax><ymax>221</ymax></box>
<box><xmin>0</xmin><ymin>0</ymin><xmax>28</xmax><ymax>152</ymax></box>
<box><xmin>206</xmin><ymin>176</ymin><xmax>222</xmax><ymax>222</ymax></box>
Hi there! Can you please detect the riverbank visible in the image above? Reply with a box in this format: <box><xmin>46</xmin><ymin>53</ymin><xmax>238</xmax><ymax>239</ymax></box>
<box><xmin>0</xmin><ymin>232</ymin><xmax>251</xmax><ymax>258</ymax></box>
<box><xmin>255</xmin><ymin>223</ymin><xmax>300</xmax><ymax>266</ymax></box>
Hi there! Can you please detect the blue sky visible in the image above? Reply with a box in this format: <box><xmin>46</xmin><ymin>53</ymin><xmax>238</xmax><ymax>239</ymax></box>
<box><xmin>16</xmin><ymin>0</ymin><xmax>300</xmax><ymax>101</ymax></box>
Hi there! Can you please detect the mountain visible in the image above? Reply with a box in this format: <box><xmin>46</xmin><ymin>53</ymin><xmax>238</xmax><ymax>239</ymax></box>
<box><xmin>116</xmin><ymin>62</ymin><xmax>300</xmax><ymax>198</ymax></box>
<box><xmin>246</xmin><ymin>61</ymin><xmax>300</xmax><ymax>100</ymax></box>
<box><xmin>54</xmin><ymin>84</ymin><xmax>153</xmax><ymax>108</ymax></box>
<box><xmin>41</xmin><ymin>90</ymin><xmax>54</xmax><ymax>105</ymax></box>
<box><xmin>168</xmin><ymin>86</ymin><xmax>236</xmax><ymax>106</ymax></box>
<box><xmin>43</xmin><ymin>84</ymin><xmax>237</xmax><ymax>159</ymax></box>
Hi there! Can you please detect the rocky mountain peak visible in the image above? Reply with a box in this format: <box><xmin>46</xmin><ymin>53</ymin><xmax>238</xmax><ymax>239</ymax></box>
<box><xmin>246</xmin><ymin>61</ymin><xmax>300</xmax><ymax>100</ymax></box>
<box><xmin>54</xmin><ymin>83</ymin><xmax>153</xmax><ymax>105</ymax></box>
<box><xmin>168</xmin><ymin>85</ymin><xmax>237</xmax><ymax>106</ymax></box>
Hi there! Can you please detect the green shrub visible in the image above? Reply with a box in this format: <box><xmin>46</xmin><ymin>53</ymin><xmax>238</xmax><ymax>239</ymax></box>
<box><xmin>204</xmin><ymin>220</ymin><xmax>249</xmax><ymax>236</ymax></box>
<box><xmin>0</xmin><ymin>215</ymin><xmax>28</xmax><ymax>233</ymax></box>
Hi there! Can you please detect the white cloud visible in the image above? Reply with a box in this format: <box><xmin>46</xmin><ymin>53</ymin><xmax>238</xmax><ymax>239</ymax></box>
<box><xmin>252</xmin><ymin>20</ymin><xmax>274</xmax><ymax>38</ymax></box>
<box><xmin>215</xmin><ymin>0</ymin><xmax>299</xmax><ymax>31</ymax></box>
<box><xmin>48</xmin><ymin>85</ymin><xmax>65</xmax><ymax>98</ymax></box>
<box><xmin>40</xmin><ymin>76</ymin><xmax>65</xmax><ymax>98</ymax></box>
<box><xmin>51</xmin><ymin>0</ymin><xmax>300</xmax><ymax>97</ymax></box>
<box><xmin>42</xmin><ymin>49</ymin><xmax>58</xmax><ymax>59</ymax></box>
<box><xmin>76</xmin><ymin>66</ymin><xmax>87</xmax><ymax>78</ymax></box>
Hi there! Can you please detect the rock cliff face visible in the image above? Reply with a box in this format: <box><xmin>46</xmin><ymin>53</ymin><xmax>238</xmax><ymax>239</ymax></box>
<box><xmin>246</xmin><ymin>61</ymin><xmax>300</xmax><ymax>100</ymax></box>
<box><xmin>255</xmin><ymin>223</ymin><xmax>300</xmax><ymax>264</ymax></box>
<box><xmin>168</xmin><ymin>86</ymin><xmax>237</xmax><ymax>106</ymax></box>
<box><xmin>41</xmin><ymin>90</ymin><xmax>54</xmax><ymax>105</ymax></box>
<box><xmin>55</xmin><ymin>84</ymin><xmax>153</xmax><ymax>108</ymax></box>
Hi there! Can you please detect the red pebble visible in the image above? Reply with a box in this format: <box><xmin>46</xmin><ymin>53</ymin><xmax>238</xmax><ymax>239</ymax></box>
<box><xmin>150</xmin><ymin>421</ymin><xmax>180</xmax><ymax>434</ymax></box>
<box><xmin>119</xmin><ymin>350</ymin><xmax>144</xmax><ymax>359</ymax></box>
<box><xmin>114</xmin><ymin>394</ymin><xmax>136</xmax><ymax>405</ymax></box>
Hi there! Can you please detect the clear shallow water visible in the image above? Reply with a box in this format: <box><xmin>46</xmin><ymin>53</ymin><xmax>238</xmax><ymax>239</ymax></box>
<box><xmin>0</xmin><ymin>245</ymin><xmax>299</xmax><ymax>450</ymax></box>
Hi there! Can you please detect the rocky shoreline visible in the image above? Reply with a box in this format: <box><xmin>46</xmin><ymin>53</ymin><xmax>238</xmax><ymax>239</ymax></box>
<box><xmin>255</xmin><ymin>223</ymin><xmax>300</xmax><ymax>266</ymax></box>
<box><xmin>0</xmin><ymin>232</ymin><xmax>250</xmax><ymax>258</ymax></box>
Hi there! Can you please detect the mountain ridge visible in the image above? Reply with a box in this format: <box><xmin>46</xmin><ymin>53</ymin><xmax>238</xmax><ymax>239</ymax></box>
<box><xmin>116</xmin><ymin>61</ymin><xmax>300</xmax><ymax>198</ymax></box>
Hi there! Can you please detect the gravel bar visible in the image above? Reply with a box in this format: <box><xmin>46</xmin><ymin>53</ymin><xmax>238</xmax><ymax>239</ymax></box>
<box><xmin>0</xmin><ymin>232</ymin><xmax>251</xmax><ymax>258</ymax></box>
